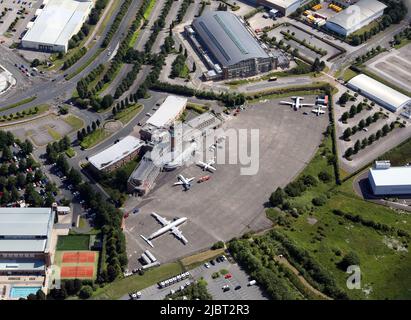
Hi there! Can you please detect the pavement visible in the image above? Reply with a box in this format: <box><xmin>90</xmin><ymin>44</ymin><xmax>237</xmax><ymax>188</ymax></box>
<box><xmin>124</xmin><ymin>96</ymin><xmax>329</xmax><ymax>270</ymax></box>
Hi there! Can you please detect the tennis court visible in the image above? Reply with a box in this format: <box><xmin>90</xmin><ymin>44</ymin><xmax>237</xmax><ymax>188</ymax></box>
<box><xmin>61</xmin><ymin>266</ymin><xmax>94</xmax><ymax>278</ymax></box>
<box><xmin>62</xmin><ymin>251</ymin><xmax>96</xmax><ymax>263</ymax></box>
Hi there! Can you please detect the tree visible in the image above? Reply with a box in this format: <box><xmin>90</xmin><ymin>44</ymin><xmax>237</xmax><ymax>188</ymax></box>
<box><xmin>339</xmin><ymin>93</ymin><xmax>350</xmax><ymax>105</ymax></box>
<box><xmin>318</xmin><ymin>170</ymin><xmax>332</xmax><ymax>183</ymax></box>
<box><xmin>354</xmin><ymin>140</ymin><xmax>361</xmax><ymax>153</ymax></box>
<box><xmin>341</xmin><ymin>112</ymin><xmax>349</xmax><ymax>122</ymax></box>
<box><xmin>342</xmin><ymin>128</ymin><xmax>352</xmax><ymax>140</ymax></box>
<box><xmin>338</xmin><ymin>251</ymin><xmax>360</xmax><ymax>270</ymax></box>
<box><xmin>269</xmin><ymin>187</ymin><xmax>286</xmax><ymax>207</ymax></box>
<box><xmin>344</xmin><ymin>147</ymin><xmax>353</xmax><ymax>158</ymax></box>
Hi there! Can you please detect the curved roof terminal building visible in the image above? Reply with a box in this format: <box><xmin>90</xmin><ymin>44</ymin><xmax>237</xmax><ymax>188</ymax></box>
<box><xmin>347</xmin><ymin>74</ymin><xmax>411</xmax><ymax>112</ymax></box>
<box><xmin>191</xmin><ymin>11</ymin><xmax>275</xmax><ymax>79</ymax></box>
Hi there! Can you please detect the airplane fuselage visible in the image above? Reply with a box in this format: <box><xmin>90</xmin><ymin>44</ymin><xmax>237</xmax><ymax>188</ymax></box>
<box><xmin>148</xmin><ymin>217</ymin><xmax>187</xmax><ymax>240</ymax></box>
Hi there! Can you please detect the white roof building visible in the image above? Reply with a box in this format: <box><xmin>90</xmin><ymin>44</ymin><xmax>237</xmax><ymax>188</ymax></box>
<box><xmin>256</xmin><ymin>0</ymin><xmax>302</xmax><ymax>16</ymax></box>
<box><xmin>88</xmin><ymin>136</ymin><xmax>144</xmax><ymax>171</ymax></box>
<box><xmin>347</xmin><ymin>74</ymin><xmax>411</xmax><ymax>112</ymax></box>
<box><xmin>0</xmin><ymin>208</ymin><xmax>54</xmax><ymax>253</ymax></box>
<box><xmin>325</xmin><ymin>0</ymin><xmax>387</xmax><ymax>36</ymax></box>
<box><xmin>147</xmin><ymin>96</ymin><xmax>188</xmax><ymax>128</ymax></box>
<box><xmin>368</xmin><ymin>161</ymin><xmax>411</xmax><ymax>195</ymax></box>
<box><xmin>21</xmin><ymin>0</ymin><xmax>94</xmax><ymax>53</ymax></box>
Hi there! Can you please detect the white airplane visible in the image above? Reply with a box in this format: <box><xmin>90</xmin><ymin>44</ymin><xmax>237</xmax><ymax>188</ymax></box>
<box><xmin>140</xmin><ymin>212</ymin><xmax>188</xmax><ymax>247</ymax></box>
<box><xmin>197</xmin><ymin>159</ymin><xmax>216</xmax><ymax>172</ymax></box>
<box><xmin>312</xmin><ymin>107</ymin><xmax>326</xmax><ymax>116</ymax></box>
<box><xmin>280</xmin><ymin>96</ymin><xmax>316</xmax><ymax>111</ymax></box>
<box><xmin>174</xmin><ymin>174</ymin><xmax>195</xmax><ymax>190</ymax></box>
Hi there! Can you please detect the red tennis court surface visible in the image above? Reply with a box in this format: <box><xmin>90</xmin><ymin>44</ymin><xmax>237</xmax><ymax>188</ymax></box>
<box><xmin>61</xmin><ymin>266</ymin><xmax>94</xmax><ymax>278</ymax></box>
<box><xmin>62</xmin><ymin>251</ymin><xmax>96</xmax><ymax>263</ymax></box>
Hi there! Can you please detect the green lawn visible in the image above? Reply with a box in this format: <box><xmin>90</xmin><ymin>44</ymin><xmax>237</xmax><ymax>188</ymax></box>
<box><xmin>114</xmin><ymin>104</ymin><xmax>142</xmax><ymax>124</ymax></box>
<box><xmin>342</xmin><ymin>68</ymin><xmax>359</xmax><ymax>82</ymax></box>
<box><xmin>179</xmin><ymin>64</ymin><xmax>190</xmax><ymax>79</ymax></box>
<box><xmin>0</xmin><ymin>104</ymin><xmax>49</xmax><ymax>123</ymax></box>
<box><xmin>65</xmin><ymin>147</ymin><xmax>76</xmax><ymax>158</ymax></box>
<box><xmin>47</xmin><ymin>126</ymin><xmax>62</xmax><ymax>140</ymax></box>
<box><xmin>80</xmin><ymin>128</ymin><xmax>109</xmax><ymax>149</ymax></box>
<box><xmin>143</xmin><ymin>0</ymin><xmax>156</xmax><ymax>19</ymax></box>
<box><xmin>0</xmin><ymin>96</ymin><xmax>37</xmax><ymax>112</ymax></box>
<box><xmin>63</xmin><ymin>114</ymin><xmax>84</xmax><ymax>131</ymax></box>
<box><xmin>56</xmin><ymin>235</ymin><xmax>90</xmax><ymax>251</ymax></box>
<box><xmin>91</xmin><ymin>262</ymin><xmax>184</xmax><ymax>299</ymax></box>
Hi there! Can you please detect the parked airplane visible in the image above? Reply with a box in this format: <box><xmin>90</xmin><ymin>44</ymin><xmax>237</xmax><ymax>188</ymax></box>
<box><xmin>280</xmin><ymin>96</ymin><xmax>315</xmax><ymax>111</ymax></box>
<box><xmin>312</xmin><ymin>107</ymin><xmax>326</xmax><ymax>116</ymax></box>
<box><xmin>174</xmin><ymin>174</ymin><xmax>195</xmax><ymax>190</ymax></box>
<box><xmin>197</xmin><ymin>159</ymin><xmax>216</xmax><ymax>172</ymax></box>
<box><xmin>140</xmin><ymin>212</ymin><xmax>188</xmax><ymax>247</ymax></box>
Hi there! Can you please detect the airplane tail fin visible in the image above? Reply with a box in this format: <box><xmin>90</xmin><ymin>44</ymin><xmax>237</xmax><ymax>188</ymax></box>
<box><xmin>140</xmin><ymin>235</ymin><xmax>154</xmax><ymax>248</ymax></box>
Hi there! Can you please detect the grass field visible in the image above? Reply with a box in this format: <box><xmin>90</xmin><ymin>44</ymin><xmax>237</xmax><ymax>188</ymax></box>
<box><xmin>80</xmin><ymin>128</ymin><xmax>109</xmax><ymax>149</ymax></box>
<box><xmin>47</xmin><ymin>126</ymin><xmax>62</xmax><ymax>141</ymax></box>
<box><xmin>63</xmin><ymin>114</ymin><xmax>84</xmax><ymax>131</ymax></box>
<box><xmin>91</xmin><ymin>262</ymin><xmax>184</xmax><ymax>299</ymax></box>
<box><xmin>378</xmin><ymin>137</ymin><xmax>411</xmax><ymax>166</ymax></box>
<box><xmin>56</xmin><ymin>235</ymin><xmax>90</xmax><ymax>251</ymax></box>
<box><xmin>181</xmin><ymin>248</ymin><xmax>225</xmax><ymax>270</ymax></box>
<box><xmin>114</xmin><ymin>104</ymin><xmax>142</xmax><ymax>124</ymax></box>
<box><xmin>268</xmin><ymin>130</ymin><xmax>411</xmax><ymax>299</ymax></box>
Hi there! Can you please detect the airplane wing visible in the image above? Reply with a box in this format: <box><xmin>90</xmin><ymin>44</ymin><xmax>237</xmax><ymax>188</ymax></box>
<box><xmin>171</xmin><ymin>227</ymin><xmax>188</xmax><ymax>244</ymax></box>
<box><xmin>301</xmin><ymin>103</ymin><xmax>316</xmax><ymax>107</ymax></box>
<box><xmin>174</xmin><ymin>181</ymin><xmax>184</xmax><ymax>185</ymax></box>
<box><xmin>208</xmin><ymin>165</ymin><xmax>216</xmax><ymax>171</ymax></box>
<box><xmin>187</xmin><ymin>177</ymin><xmax>195</xmax><ymax>182</ymax></box>
<box><xmin>198</xmin><ymin>161</ymin><xmax>207</xmax><ymax>167</ymax></box>
<box><xmin>152</xmin><ymin>212</ymin><xmax>170</xmax><ymax>226</ymax></box>
<box><xmin>280</xmin><ymin>101</ymin><xmax>293</xmax><ymax>105</ymax></box>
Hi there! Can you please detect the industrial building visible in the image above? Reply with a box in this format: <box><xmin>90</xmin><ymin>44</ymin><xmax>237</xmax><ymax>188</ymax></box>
<box><xmin>88</xmin><ymin>135</ymin><xmax>144</xmax><ymax>172</ymax></box>
<box><xmin>325</xmin><ymin>0</ymin><xmax>387</xmax><ymax>36</ymax></box>
<box><xmin>191</xmin><ymin>11</ymin><xmax>276</xmax><ymax>79</ymax></box>
<box><xmin>21</xmin><ymin>0</ymin><xmax>94</xmax><ymax>53</ymax></box>
<box><xmin>255</xmin><ymin>0</ymin><xmax>302</xmax><ymax>16</ymax></box>
<box><xmin>140</xmin><ymin>95</ymin><xmax>188</xmax><ymax>141</ymax></box>
<box><xmin>368</xmin><ymin>161</ymin><xmax>411</xmax><ymax>196</ymax></box>
<box><xmin>347</xmin><ymin>74</ymin><xmax>411</xmax><ymax>112</ymax></box>
<box><xmin>0</xmin><ymin>208</ymin><xmax>55</xmax><ymax>299</ymax></box>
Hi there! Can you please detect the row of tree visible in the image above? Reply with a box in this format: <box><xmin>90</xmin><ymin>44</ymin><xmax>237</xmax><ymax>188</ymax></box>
<box><xmin>342</xmin><ymin>112</ymin><xmax>381</xmax><ymax>140</ymax></box>
<box><xmin>344</xmin><ymin>121</ymin><xmax>398</xmax><ymax>158</ymax></box>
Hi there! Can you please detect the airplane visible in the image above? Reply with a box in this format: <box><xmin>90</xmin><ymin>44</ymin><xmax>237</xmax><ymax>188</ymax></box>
<box><xmin>197</xmin><ymin>159</ymin><xmax>216</xmax><ymax>172</ymax></box>
<box><xmin>312</xmin><ymin>107</ymin><xmax>326</xmax><ymax>116</ymax></box>
<box><xmin>280</xmin><ymin>96</ymin><xmax>316</xmax><ymax>111</ymax></box>
<box><xmin>140</xmin><ymin>212</ymin><xmax>188</xmax><ymax>247</ymax></box>
<box><xmin>174</xmin><ymin>174</ymin><xmax>195</xmax><ymax>190</ymax></box>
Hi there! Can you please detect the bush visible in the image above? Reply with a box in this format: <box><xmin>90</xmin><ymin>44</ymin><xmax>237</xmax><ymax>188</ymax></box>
<box><xmin>211</xmin><ymin>241</ymin><xmax>225</xmax><ymax>250</ymax></box>
<box><xmin>78</xmin><ymin>285</ymin><xmax>93</xmax><ymax>299</ymax></box>
<box><xmin>338</xmin><ymin>252</ymin><xmax>360</xmax><ymax>270</ymax></box>
<box><xmin>318</xmin><ymin>171</ymin><xmax>332</xmax><ymax>183</ymax></box>
<box><xmin>312</xmin><ymin>195</ymin><xmax>327</xmax><ymax>206</ymax></box>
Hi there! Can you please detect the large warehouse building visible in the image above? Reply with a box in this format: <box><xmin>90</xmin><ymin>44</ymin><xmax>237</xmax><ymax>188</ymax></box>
<box><xmin>21</xmin><ymin>0</ymin><xmax>94</xmax><ymax>53</ymax></box>
<box><xmin>0</xmin><ymin>208</ymin><xmax>55</xmax><ymax>299</ymax></box>
<box><xmin>368</xmin><ymin>161</ymin><xmax>411</xmax><ymax>196</ymax></box>
<box><xmin>255</xmin><ymin>0</ymin><xmax>302</xmax><ymax>16</ymax></box>
<box><xmin>191</xmin><ymin>11</ymin><xmax>276</xmax><ymax>79</ymax></box>
<box><xmin>325</xmin><ymin>0</ymin><xmax>387</xmax><ymax>36</ymax></box>
<box><xmin>88</xmin><ymin>135</ymin><xmax>144</xmax><ymax>172</ymax></box>
<box><xmin>347</xmin><ymin>74</ymin><xmax>411</xmax><ymax>112</ymax></box>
